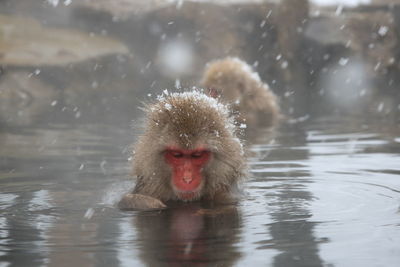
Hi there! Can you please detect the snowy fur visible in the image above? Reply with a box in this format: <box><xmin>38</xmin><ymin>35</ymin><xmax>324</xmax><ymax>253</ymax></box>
<box><xmin>132</xmin><ymin>90</ymin><xmax>247</xmax><ymax>202</ymax></box>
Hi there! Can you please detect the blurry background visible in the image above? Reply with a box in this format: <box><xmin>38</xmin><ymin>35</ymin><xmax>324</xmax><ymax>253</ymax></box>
<box><xmin>1</xmin><ymin>0</ymin><xmax>399</xmax><ymax>127</ymax></box>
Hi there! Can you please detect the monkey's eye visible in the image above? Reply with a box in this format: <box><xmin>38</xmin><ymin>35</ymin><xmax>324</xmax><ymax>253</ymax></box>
<box><xmin>170</xmin><ymin>151</ymin><xmax>184</xmax><ymax>158</ymax></box>
<box><xmin>191</xmin><ymin>151</ymin><xmax>208</xmax><ymax>159</ymax></box>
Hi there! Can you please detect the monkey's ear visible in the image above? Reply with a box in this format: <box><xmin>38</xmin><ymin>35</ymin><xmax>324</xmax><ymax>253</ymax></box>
<box><xmin>207</xmin><ymin>87</ymin><xmax>221</xmax><ymax>98</ymax></box>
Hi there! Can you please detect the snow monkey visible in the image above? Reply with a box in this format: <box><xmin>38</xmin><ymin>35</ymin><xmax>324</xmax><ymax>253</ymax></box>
<box><xmin>202</xmin><ymin>57</ymin><xmax>280</xmax><ymax>129</ymax></box>
<box><xmin>118</xmin><ymin>91</ymin><xmax>247</xmax><ymax>210</ymax></box>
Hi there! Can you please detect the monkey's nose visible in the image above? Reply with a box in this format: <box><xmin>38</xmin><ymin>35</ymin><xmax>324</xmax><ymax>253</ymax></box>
<box><xmin>183</xmin><ymin>176</ymin><xmax>193</xmax><ymax>184</ymax></box>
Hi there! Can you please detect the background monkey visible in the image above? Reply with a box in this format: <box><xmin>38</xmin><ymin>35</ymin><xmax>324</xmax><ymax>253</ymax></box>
<box><xmin>119</xmin><ymin>91</ymin><xmax>246</xmax><ymax>210</ymax></box>
<box><xmin>202</xmin><ymin>57</ymin><xmax>280</xmax><ymax>129</ymax></box>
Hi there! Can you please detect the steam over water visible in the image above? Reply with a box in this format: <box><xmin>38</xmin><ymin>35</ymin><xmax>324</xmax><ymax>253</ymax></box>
<box><xmin>0</xmin><ymin>117</ymin><xmax>399</xmax><ymax>266</ymax></box>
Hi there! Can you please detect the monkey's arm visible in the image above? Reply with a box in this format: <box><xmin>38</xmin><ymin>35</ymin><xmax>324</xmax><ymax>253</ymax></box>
<box><xmin>118</xmin><ymin>193</ymin><xmax>167</xmax><ymax>210</ymax></box>
<box><xmin>203</xmin><ymin>189</ymin><xmax>239</xmax><ymax>205</ymax></box>
<box><xmin>213</xmin><ymin>192</ymin><xmax>239</xmax><ymax>205</ymax></box>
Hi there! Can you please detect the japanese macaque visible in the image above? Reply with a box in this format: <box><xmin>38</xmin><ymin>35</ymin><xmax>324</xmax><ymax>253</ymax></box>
<box><xmin>201</xmin><ymin>57</ymin><xmax>280</xmax><ymax>129</ymax></box>
<box><xmin>118</xmin><ymin>91</ymin><xmax>246</xmax><ymax>210</ymax></box>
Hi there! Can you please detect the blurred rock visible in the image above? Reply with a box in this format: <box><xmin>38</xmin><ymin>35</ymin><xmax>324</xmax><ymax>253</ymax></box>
<box><xmin>53</xmin><ymin>53</ymin><xmax>146</xmax><ymax>124</ymax></box>
<box><xmin>305</xmin><ymin>11</ymin><xmax>398</xmax><ymax>75</ymax></box>
<box><xmin>345</xmin><ymin>11</ymin><xmax>397</xmax><ymax>74</ymax></box>
<box><xmin>275</xmin><ymin>0</ymin><xmax>310</xmax><ymax>116</ymax></box>
<box><xmin>371</xmin><ymin>0</ymin><xmax>400</xmax><ymax>4</ymax></box>
<box><xmin>148</xmin><ymin>1</ymin><xmax>250</xmax><ymax>78</ymax></box>
<box><xmin>74</xmin><ymin>0</ymin><xmax>175</xmax><ymax>18</ymax></box>
<box><xmin>276</xmin><ymin>0</ymin><xmax>309</xmax><ymax>62</ymax></box>
<box><xmin>0</xmin><ymin>71</ymin><xmax>59</xmax><ymax>126</ymax></box>
<box><xmin>0</xmin><ymin>14</ymin><xmax>129</xmax><ymax>67</ymax></box>
<box><xmin>305</xmin><ymin>7</ymin><xmax>400</xmax><ymax>120</ymax></box>
<box><xmin>75</xmin><ymin>0</ymin><xmax>269</xmax><ymax>19</ymax></box>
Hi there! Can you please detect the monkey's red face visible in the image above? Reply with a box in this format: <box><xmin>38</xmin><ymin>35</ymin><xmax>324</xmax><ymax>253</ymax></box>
<box><xmin>164</xmin><ymin>147</ymin><xmax>211</xmax><ymax>201</ymax></box>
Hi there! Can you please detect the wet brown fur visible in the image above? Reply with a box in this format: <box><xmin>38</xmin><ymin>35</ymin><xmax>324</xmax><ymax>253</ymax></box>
<box><xmin>202</xmin><ymin>57</ymin><xmax>280</xmax><ymax>128</ymax></box>
<box><xmin>127</xmin><ymin>91</ymin><xmax>246</xmax><ymax>206</ymax></box>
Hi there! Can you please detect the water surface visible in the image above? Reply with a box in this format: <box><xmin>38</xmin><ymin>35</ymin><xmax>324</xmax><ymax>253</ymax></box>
<box><xmin>0</xmin><ymin>118</ymin><xmax>399</xmax><ymax>266</ymax></box>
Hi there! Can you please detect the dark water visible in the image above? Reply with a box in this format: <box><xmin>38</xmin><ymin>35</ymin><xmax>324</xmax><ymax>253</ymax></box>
<box><xmin>0</xmin><ymin>118</ymin><xmax>399</xmax><ymax>267</ymax></box>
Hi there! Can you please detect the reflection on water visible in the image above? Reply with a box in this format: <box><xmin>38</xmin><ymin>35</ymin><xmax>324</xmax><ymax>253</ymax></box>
<box><xmin>0</xmin><ymin>118</ymin><xmax>399</xmax><ymax>266</ymax></box>
<box><xmin>132</xmin><ymin>203</ymin><xmax>241</xmax><ymax>266</ymax></box>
